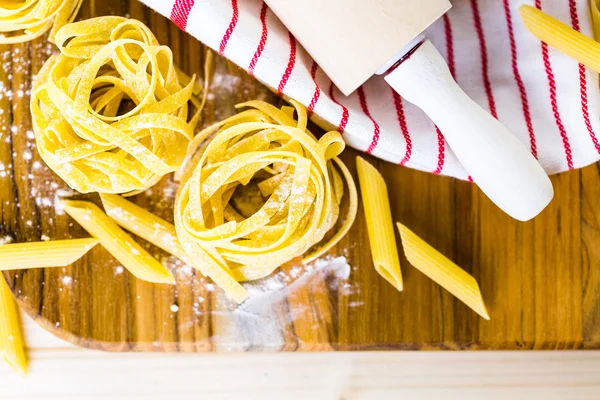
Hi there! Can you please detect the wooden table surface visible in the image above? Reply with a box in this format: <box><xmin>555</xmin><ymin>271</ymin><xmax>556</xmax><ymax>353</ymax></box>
<box><xmin>1</xmin><ymin>314</ymin><xmax>600</xmax><ymax>399</ymax></box>
<box><xmin>2</xmin><ymin>0</ymin><xmax>600</xmax><ymax>352</ymax></box>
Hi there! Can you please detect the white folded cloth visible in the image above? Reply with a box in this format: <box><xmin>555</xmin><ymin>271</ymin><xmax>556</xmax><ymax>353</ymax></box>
<box><xmin>141</xmin><ymin>0</ymin><xmax>600</xmax><ymax>178</ymax></box>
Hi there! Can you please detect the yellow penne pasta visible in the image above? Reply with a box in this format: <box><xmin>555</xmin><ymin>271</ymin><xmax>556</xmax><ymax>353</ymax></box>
<box><xmin>397</xmin><ymin>223</ymin><xmax>490</xmax><ymax>320</ymax></box>
<box><xmin>592</xmin><ymin>0</ymin><xmax>600</xmax><ymax>41</ymax></box>
<box><xmin>61</xmin><ymin>200</ymin><xmax>175</xmax><ymax>284</ymax></box>
<box><xmin>0</xmin><ymin>0</ymin><xmax>82</xmax><ymax>44</ymax></box>
<box><xmin>0</xmin><ymin>238</ymin><xmax>98</xmax><ymax>270</ymax></box>
<box><xmin>355</xmin><ymin>156</ymin><xmax>403</xmax><ymax>291</ymax></box>
<box><xmin>100</xmin><ymin>194</ymin><xmax>191</xmax><ymax>264</ymax></box>
<box><xmin>520</xmin><ymin>5</ymin><xmax>600</xmax><ymax>73</ymax></box>
<box><xmin>0</xmin><ymin>277</ymin><xmax>27</xmax><ymax>375</ymax></box>
<box><xmin>97</xmin><ymin>194</ymin><xmax>242</xmax><ymax>298</ymax></box>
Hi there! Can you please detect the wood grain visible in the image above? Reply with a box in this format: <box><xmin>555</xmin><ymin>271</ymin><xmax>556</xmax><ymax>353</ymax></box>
<box><xmin>1</xmin><ymin>0</ymin><xmax>600</xmax><ymax>352</ymax></box>
<box><xmin>5</xmin><ymin>317</ymin><xmax>600</xmax><ymax>399</ymax></box>
<box><xmin>4</xmin><ymin>316</ymin><xmax>600</xmax><ymax>400</ymax></box>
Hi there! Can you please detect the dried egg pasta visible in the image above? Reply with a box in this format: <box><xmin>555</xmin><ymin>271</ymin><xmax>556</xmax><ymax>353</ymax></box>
<box><xmin>0</xmin><ymin>0</ymin><xmax>82</xmax><ymax>44</ymax></box>
<box><xmin>356</xmin><ymin>156</ymin><xmax>403</xmax><ymax>291</ymax></box>
<box><xmin>61</xmin><ymin>200</ymin><xmax>175</xmax><ymax>284</ymax></box>
<box><xmin>31</xmin><ymin>17</ymin><xmax>208</xmax><ymax>194</ymax></box>
<box><xmin>100</xmin><ymin>193</ymin><xmax>191</xmax><ymax>265</ymax></box>
<box><xmin>397</xmin><ymin>223</ymin><xmax>489</xmax><ymax>320</ymax></box>
<box><xmin>593</xmin><ymin>0</ymin><xmax>600</xmax><ymax>41</ymax></box>
<box><xmin>174</xmin><ymin>100</ymin><xmax>358</xmax><ymax>303</ymax></box>
<box><xmin>0</xmin><ymin>277</ymin><xmax>27</xmax><ymax>375</ymax></box>
<box><xmin>0</xmin><ymin>238</ymin><xmax>98</xmax><ymax>270</ymax></box>
<box><xmin>520</xmin><ymin>5</ymin><xmax>600</xmax><ymax>73</ymax></box>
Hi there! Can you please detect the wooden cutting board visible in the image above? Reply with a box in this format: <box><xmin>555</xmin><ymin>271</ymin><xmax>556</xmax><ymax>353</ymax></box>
<box><xmin>2</xmin><ymin>0</ymin><xmax>600</xmax><ymax>352</ymax></box>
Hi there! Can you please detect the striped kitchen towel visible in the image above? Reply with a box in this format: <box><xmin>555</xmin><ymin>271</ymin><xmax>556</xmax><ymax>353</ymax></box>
<box><xmin>141</xmin><ymin>0</ymin><xmax>600</xmax><ymax>179</ymax></box>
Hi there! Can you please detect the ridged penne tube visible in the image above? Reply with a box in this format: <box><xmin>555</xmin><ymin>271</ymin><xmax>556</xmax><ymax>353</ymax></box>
<box><xmin>0</xmin><ymin>238</ymin><xmax>98</xmax><ymax>270</ymax></box>
<box><xmin>61</xmin><ymin>200</ymin><xmax>175</xmax><ymax>284</ymax></box>
<box><xmin>520</xmin><ymin>5</ymin><xmax>600</xmax><ymax>73</ymax></box>
<box><xmin>592</xmin><ymin>0</ymin><xmax>600</xmax><ymax>41</ymax></box>
<box><xmin>0</xmin><ymin>277</ymin><xmax>27</xmax><ymax>375</ymax></box>
<box><xmin>355</xmin><ymin>157</ymin><xmax>403</xmax><ymax>291</ymax></box>
<box><xmin>0</xmin><ymin>0</ymin><xmax>83</xmax><ymax>44</ymax></box>
<box><xmin>397</xmin><ymin>223</ymin><xmax>490</xmax><ymax>320</ymax></box>
<box><xmin>100</xmin><ymin>194</ymin><xmax>191</xmax><ymax>264</ymax></box>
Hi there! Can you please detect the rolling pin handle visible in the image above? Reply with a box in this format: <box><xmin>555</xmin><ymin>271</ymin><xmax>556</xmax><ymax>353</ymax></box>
<box><xmin>385</xmin><ymin>40</ymin><xmax>553</xmax><ymax>221</ymax></box>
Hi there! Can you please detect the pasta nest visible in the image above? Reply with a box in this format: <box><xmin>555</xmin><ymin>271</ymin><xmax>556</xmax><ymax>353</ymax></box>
<box><xmin>0</xmin><ymin>0</ymin><xmax>83</xmax><ymax>44</ymax></box>
<box><xmin>31</xmin><ymin>17</ymin><xmax>205</xmax><ymax>194</ymax></box>
<box><xmin>174</xmin><ymin>100</ymin><xmax>358</xmax><ymax>302</ymax></box>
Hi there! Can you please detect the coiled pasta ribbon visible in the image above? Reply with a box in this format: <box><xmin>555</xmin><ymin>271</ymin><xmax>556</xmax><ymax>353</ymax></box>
<box><xmin>0</xmin><ymin>0</ymin><xmax>82</xmax><ymax>44</ymax></box>
<box><xmin>175</xmin><ymin>100</ymin><xmax>358</xmax><ymax>302</ymax></box>
<box><xmin>31</xmin><ymin>17</ymin><xmax>208</xmax><ymax>194</ymax></box>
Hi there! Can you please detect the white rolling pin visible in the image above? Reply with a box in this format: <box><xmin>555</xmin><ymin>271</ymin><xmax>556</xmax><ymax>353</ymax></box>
<box><xmin>265</xmin><ymin>0</ymin><xmax>554</xmax><ymax>221</ymax></box>
<box><xmin>383</xmin><ymin>39</ymin><xmax>553</xmax><ymax>220</ymax></box>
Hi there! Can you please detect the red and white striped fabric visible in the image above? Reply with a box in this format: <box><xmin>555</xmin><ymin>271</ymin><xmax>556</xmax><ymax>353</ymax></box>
<box><xmin>141</xmin><ymin>0</ymin><xmax>600</xmax><ymax>179</ymax></box>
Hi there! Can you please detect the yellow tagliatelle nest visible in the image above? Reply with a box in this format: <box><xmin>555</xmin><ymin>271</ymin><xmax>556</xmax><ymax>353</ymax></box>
<box><xmin>174</xmin><ymin>100</ymin><xmax>358</xmax><ymax>302</ymax></box>
<box><xmin>31</xmin><ymin>16</ymin><xmax>209</xmax><ymax>194</ymax></box>
<box><xmin>0</xmin><ymin>0</ymin><xmax>83</xmax><ymax>44</ymax></box>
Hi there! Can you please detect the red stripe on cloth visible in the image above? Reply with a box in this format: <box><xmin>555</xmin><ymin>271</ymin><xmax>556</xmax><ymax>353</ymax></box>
<box><xmin>218</xmin><ymin>0</ymin><xmax>239</xmax><ymax>56</ymax></box>
<box><xmin>503</xmin><ymin>0</ymin><xmax>538</xmax><ymax>158</ymax></box>
<box><xmin>433</xmin><ymin>127</ymin><xmax>446</xmax><ymax>175</ymax></box>
<box><xmin>392</xmin><ymin>90</ymin><xmax>412</xmax><ymax>166</ymax></box>
<box><xmin>357</xmin><ymin>87</ymin><xmax>380</xmax><ymax>154</ymax></box>
<box><xmin>471</xmin><ymin>0</ymin><xmax>498</xmax><ymax>118</ymax></box>
<box><xmin>536</xmin><ymin>0</ymin><xmax>574</xmax><ymax>169</ymax></box>
<box><xmin>578</xmin><ymin>64</ymin><xmax>600</xmax><ymax>155</ymax></box>
<box><xmin>443</xmin><ymin>15</ymin><xmax>456</xmax><ymax>77</ymax></box>
<box><xmin>170</xmin><ymin>0</ymin><xmax>195</xmax><ymax>30</ymax></box>
<box><xmin>247</xmin><ymin>2</ymin><xmax>268</xmax><ymax>76</ymax></box>
<box><xmin>430</xmin><ymin>15</ymin><xmax>455</xmax><ymax>174</ymax></box>
<box><xmin>569</xmin><ymin>0</ymin><xmax>600</xmax><ymax>155</ymax></box>
<box><xmin>328</xmin><ymin>82</ymin><xmax>349</xmax><ymax>134</ymax></box>
<box><xmin>307</xmin><ymin>61</ymin><xmax>321</xmax><ymax>116</ymax></box>
<box><xmin>277</xmin><ymin>32</ymin><xmax>296</xmax><ymax>94</ymax></box>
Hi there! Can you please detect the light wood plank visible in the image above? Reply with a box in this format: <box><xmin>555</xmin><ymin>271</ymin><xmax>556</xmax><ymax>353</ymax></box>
<box><xmin>5</xmin><ymin>317</ymin><xmax>600</xmax><ymax>400</ymax></box>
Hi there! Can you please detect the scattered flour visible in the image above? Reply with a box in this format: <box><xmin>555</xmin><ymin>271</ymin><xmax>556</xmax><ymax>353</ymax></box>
<box><xmin>156</xmin><ymin>247</ymin><xmax>359</xmax><ymax>351</ymax></box>
<box><xmin>211</xmin><ymin>255</ymin><xmax>357</xmax><ymax>351</ymax></box>
<box><xmin>211</xmin><ymin>74</ymin><xmax>242</xmax><ymax>93</ymax></box>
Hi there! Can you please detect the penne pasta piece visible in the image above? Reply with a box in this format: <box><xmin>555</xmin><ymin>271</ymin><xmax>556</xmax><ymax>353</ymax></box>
<box><xmin>520</xmin><ymin>5</ymin><xmax>600</xmax><ymax>73</ymax></box>
<box><xmin>100</xmin><ymin>194</ymin><xmax>191</xmax><ymax>264</ymax></box>
<box><xmin>355</xmin><ymin>157</ymin><xmax>403</xmax><ymax>291</ymax></box>
<box><xmin>592</xmin><ymin>0</ymin><xmax>600</xmax><ymax>41</ymax></box>
<box><xmin>0</xmin><ymin>238</ymin><xmax>98</xmax><ymax>271</ymax></box>
<box><xmin>61</xmin><ymin>200</ymin><xmax>175</xmax><ymax>284</ymax></box>
<box><xmin>0</xmin><ymin>277</ymin><xmax>27</xmax><ymax>375</ymax></box>
<box><xmin>99</xmin><ymin>194</ymin><xmax>251</xmax><ymax>301</ymax></box>
<box><xmin>397</xmin><ymin>223</ymin><xmax>490</xmax><ymax>320</ymax></box>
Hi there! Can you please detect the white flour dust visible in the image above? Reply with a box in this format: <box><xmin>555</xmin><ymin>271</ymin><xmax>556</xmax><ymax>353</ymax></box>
<box><xmin>210</xmin><ymin>255</ymin><xmax>357</xmax><ymax>351</ymax></box>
